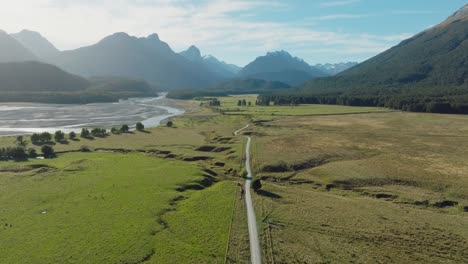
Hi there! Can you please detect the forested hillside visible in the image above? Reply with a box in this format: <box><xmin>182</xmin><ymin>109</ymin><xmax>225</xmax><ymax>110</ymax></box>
<box><xmin>259</xmin><ymin>6</ymin><xmax>468</xmax><ymax>114</ymax></box>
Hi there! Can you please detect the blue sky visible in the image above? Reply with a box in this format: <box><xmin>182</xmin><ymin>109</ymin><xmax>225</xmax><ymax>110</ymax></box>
<box><xmin>0</xmin><ymin>0</ymin><xmax>466</xmax><ymax>66</ymax></box>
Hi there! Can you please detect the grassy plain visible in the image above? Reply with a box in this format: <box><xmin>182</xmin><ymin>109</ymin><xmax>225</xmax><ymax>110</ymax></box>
<box><xmin>0</xmin><ymin>153</ymin><xmax>207</xmax><ymax>263</ymax></box>
<box><xmin>214</xmin><ymin>94</ymin><xmax>390</xmax><ymax>117</ymax></box>
<box><xmin>0</xmin><ymin>101</ymin><xmax>250</xmax><ymax>264</ymax></box>
<box><xmin>217</xmin><ymin>95</ymin><xmax>468</xmax><ymax>263</ymax></box>
<box><xmin>2</xmin><ymin>94</ymin><xmax>468</xmax><ymax>263</ymax></box>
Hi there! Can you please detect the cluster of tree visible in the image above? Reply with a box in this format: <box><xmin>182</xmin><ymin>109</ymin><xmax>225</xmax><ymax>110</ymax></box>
<box><xmin>0</xmin><ymin>146</ymin><xmax>29</xmax><ymax>161</ymax></box>
<box><xmin>209</xmin><ymin>99</ymin><xmax>221</xmax><ymax>106</ymax></box>
<box><xmin>54</xmin><ymin>131</ymin><xmax>65</xmax><ymax>142</ymax></box>
<box><xmin>91</xmin><ymin>128</ymin><xmax>108</xmax><ymax>137</ymax></box>
<box><xmin>0</xmin><ymin>145</ymin><xmax>54</xmax><ymax>161</ymax></box>
<box><xmin>237</xmin><ymin>99</ymin><xmax>252</xmax><ymax>106</ymax></box>
<box><xmin>198</xmin><ymin>98</ymin><xmax>222</xmax><ymax>107</ymax></box>
<box><xmin>31</xmin><ymin>132</ymin><xmax>53</xmax><ymax>144</ymax></box>
<box><xmin>258</xmin><ymin>86</ymin><xmax>468</xmax><ymax>114</ymax></box>
<box><xmin>81</xmin><ymin>127</ymin><xmax>110</xmax><ymax>138</ymax></box>
<box><xmin>31</xmin><ymin>130</ymin><xmax>74</xmax><ymax>144</ymax></box>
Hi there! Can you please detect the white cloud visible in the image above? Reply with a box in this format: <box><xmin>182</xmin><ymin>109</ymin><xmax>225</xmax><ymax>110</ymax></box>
<box><xmin>320</xmin><ymin>0</ymin><xmax>362</xmax><ymax>8</ymax></box>
<box><xmin>309</xmin><ymin>14</ymin><xmax>372</xmax><ymax>20</ymax></box>
<box><xmin>0</xmin><ymin>0</ymin><xmax>410</xmax><ymax>65</ymax></box>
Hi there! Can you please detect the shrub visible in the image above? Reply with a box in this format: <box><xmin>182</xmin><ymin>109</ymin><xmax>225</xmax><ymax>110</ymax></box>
<box><xmin>27</xmin><ymin>148</ymin><xmax>38</xmax><ymax>158</ymax></box>
<box><xmin>120</xmin><ymin>124</ymin><xmax>129</xmax><ymax>133</ymax></box>
<box><xmin>80</xmin><ymin>145</ymin><xmax>91</xmax><ymax>152</ymax></box>
<box><xmin>40</xmin><ymin>132</ymin><xmax>52</xmax><ymax>142</ymax></box>
<box><xmin>252</xmin><ymin>179</ymin><xmax>262</xmax><ymax>192</ymax></box>
<box><xmin>167</xmin><ymin>121</ymin><xmax>173</xmax><ymax>127</ymax></box>
<box><xmin>91</xmin><ymin>128</ymin><xmax>107</xmax><ymax>137</ymax></box>
<box><xmin>80</xmin><ymin>128</ymin><xmax>91</xmax><ymax>138</ymax></box>
<box><xmin>136</xmin><ymin>122</ymin><xmax>145</xmax><ymax>131</ymax></box>
<box><xmin>41</xmin><ymin>145</ymin><xmax>55</xmax><ymax>159</ymax></box>
<box><xmin>111</xmin><ymin>127</ymin><xmax>119</xmax><ymax>134</ymax></box>
<box><xmin>240</xmin><ymin>168</ymin><xmax>248</xmax><ymax>178</ymax></box>
<box><xmin>54</xmin><ymin>130</ymin><xmax>65</xmax><ymax>142</ymax></box>
<box><xmin>31</xmin><ymin>133</ymin><xmax>40</xmax><ymax>144</ymax></box>
<box><xmin>15</xmin><ymin>136</ymin><xmax>26</xmax><ymax>146</ymax></box>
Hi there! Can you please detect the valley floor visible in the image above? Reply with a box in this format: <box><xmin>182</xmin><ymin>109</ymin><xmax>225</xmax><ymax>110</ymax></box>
<box><xmin>1</xmin><ymin>95</ymin><xmax>467</xmax><ymax>263</ymax></box>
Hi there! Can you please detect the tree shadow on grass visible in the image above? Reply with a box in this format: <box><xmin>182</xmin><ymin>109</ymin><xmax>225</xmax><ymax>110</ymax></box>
<box><xmin>256</xmin><ymin>190</ymin><xmax>282</xmax><ymax>199</ymax></box>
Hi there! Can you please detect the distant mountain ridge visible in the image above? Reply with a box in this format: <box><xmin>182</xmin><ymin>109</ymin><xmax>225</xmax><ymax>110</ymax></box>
<box><xmin>48</xmin><ymin>33</ymin><xmax>226</xmax><ymax>89</ymax></box>
<box><xmin>0</xmin><ymin>61</ymin><xmax>158</xmax><ymax>104</ymax></box>
<box><xmin>0</xmin><ymin>30</ymin><xmax>37</xmax><ymax>62</ymax></box>
<box><xmin>179</xmin><ymin>45</ymin><xmax>241</xmax><ymax>78</ymax></box>
<box><xmin>10</xmin><ymin>30</ymin><xmax>60</xmax><ymax>58</ymax></box>
<box><xmin>259</xmin><ymin>4</ymin><xmax>468</xmax><ymax>114</ymax></box>
<box><xmin>238</xmin><ymin>51</ymin><xmax>328</xmax><ymax>85</ymax></box>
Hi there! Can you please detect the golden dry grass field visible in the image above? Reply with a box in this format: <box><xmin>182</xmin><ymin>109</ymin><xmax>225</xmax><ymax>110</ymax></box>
<box><xmin>233</xmin><ymin>101</ymin><xmax>468</xmax><ymax>263</ymax></box>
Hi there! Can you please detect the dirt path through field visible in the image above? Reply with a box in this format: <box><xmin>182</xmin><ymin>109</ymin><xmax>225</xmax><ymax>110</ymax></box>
<box><xmin>235</xmin><ymin>125</ymin><xmax>262</xmax><ymax>264</ymax></box>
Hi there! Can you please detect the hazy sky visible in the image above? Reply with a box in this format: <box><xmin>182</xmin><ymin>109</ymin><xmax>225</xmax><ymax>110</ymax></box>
<box><xmin>0</xmin><ymin>0</ymin><xmax>466</xmax><ymax>66</ymax></box>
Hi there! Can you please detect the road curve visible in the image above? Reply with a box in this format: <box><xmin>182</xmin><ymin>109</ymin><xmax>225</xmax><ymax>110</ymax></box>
<box><xmin>234</xmin><ymin>125</ymin><xmax>262</xmax><ymax>264</ymax></box>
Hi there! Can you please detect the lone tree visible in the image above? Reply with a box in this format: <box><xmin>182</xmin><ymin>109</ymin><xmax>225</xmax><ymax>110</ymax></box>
<box><xmin>242</xmin><ymin>99</ymin><xmax>247</xmax><ymax>106</ymax></box>
<box><xmin>41</xmin><ymin>145</ymin><xmax>55</xmax><ymax>159</ymax></box>
<box><xmin>167</xmin><ymin>121</ymin><xmax>173</xmax><ymax>127</ymax></box>
<box><xmin>15</xmin><ymin>136</ymin><xmax>26</xmax><ymax>146</ymax></box>
<box><xmin>40</xmin><ymin>132</ymin><xmax>52</xmax><ymax>143</ymax></box>
<box><xmin>252</xmin><ymin>179</ymin><xmax>262</xmax><ymax>193</ymax></box>
<box><xmin>136</xmin><ymin>122</ymin><xmax>145</xmax><ymax>131</ymax></box>
<box><xmin>69</xmin><ymin>131</ymin><xmax>77</xmax><ymax>140</ymax></box>
<box><xmin>80</xmin><ymin>128</ymin><xmax>91</xmax><ymax>138</ymax></box>
<box><xmin>120</xmin><ymin>124</ymin><xmax>130</xmax><ymax>133</ymax></box>
<box><xmin>54</xmin><ymin>130</ymin><xmax>65</xmax><ymax>142</ymax></box>
<box><xmin>31</xmin><ymin>133</ymin><xmax>40</xmax><ymax>144</ymax></box>
<box><xmin>111</xmin><ymin>127</ymin><xmax>119</xmax><ymax>134</ymax></box>
<box><xmin>237</xmin><ymin>100</ymin><xmax>242</xmax><ymax>106</ymax></box>
<box><xmin>248</xmin><ymin>101</ymin><xmax>252</xmax><ymax>106</ymax></box>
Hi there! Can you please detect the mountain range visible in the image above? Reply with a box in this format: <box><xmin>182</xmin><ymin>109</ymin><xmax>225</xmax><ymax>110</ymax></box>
<box><xmin>300</xmin><ymin>4</ymin><xmax>468</xmax><ymax>94</ymax></box>
<box><xmin>179</xmin><ymin>45</ymin><xmax>241</xmax><ymax>79</ymax></box>
<box><xmin>238</xmin><ymin>51</ymin><xmax>328</xmax><ymax>86</ymax></box>
<box><xmin>0</xmin><ymin>30</ymin><xmax>37</xmax><ymax>62</ymax></box>
<box><xmin>2</xmin><ymin>4</ymin><xmax>466</xmax><ymax>109</ymax></box>
<box><xmin>259</xmin><ymin>4</ymin><xmax>468</xmax><ymax>114</ymax></box>
<box><xmin>0</xmin><ymin>28</ymin><xmax>338</xmax><ymax>95</ymax></box>
<box><xmin>10</xmin><ymin>30</ymin><xmax>60</xmax><ymax>58</ymax></box>
<box><xmin>47</xmin><ymin>33</ymin><xmax>227</xmax><ymax>89</ymax></box>
<box><xmin>0</xmin><ymin>61</ymin><xmax>158</xmax><ymax>104</ymax></box>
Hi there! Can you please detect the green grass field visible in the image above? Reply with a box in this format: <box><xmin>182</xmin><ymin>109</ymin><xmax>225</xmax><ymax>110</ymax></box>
<box><xmin>0</xmin><ymin>152</ymin><xmax>216</xmax><ymax>263</ymax></box>
<box><xmin>2</xmin><ymin>95</ymin><xmax>468</xmax><ymax>263</ymax></box>
<box><xmin>214</xmin><ymin>94</ymin><xmax>390</xmax><ymax>117</ymax></box>
<box><xmin>0</xmin><ymin>102</ymin><xmax>249</xmax><ymax>264</ymax></box>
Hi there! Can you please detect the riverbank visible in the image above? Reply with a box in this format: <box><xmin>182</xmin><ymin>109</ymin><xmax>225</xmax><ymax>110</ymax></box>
<box><xmin>0</xmin><ymin>95</ymin><xmax>192</xmax><ymax>137</ymax></box>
